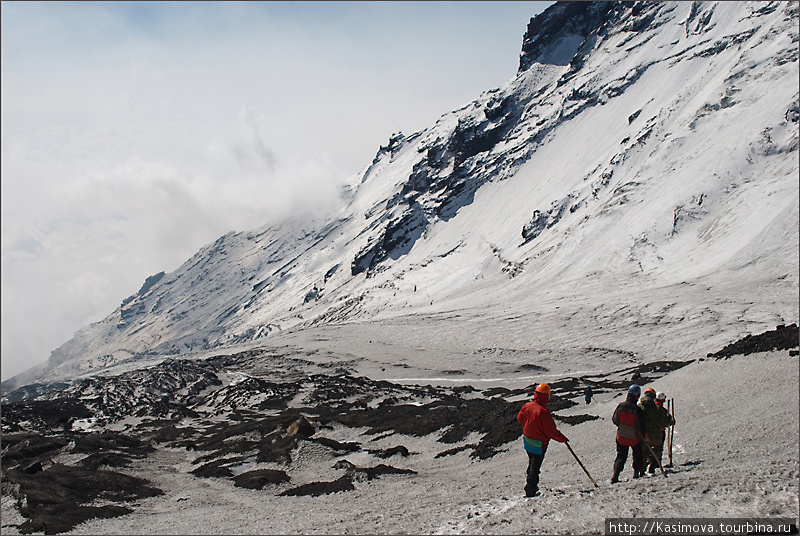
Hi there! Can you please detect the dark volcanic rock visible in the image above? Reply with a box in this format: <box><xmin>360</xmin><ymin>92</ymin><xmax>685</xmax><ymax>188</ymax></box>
<box><xmin>435</xmin><ymin>444</ymin><xmax>477</xmax><ymax>459</ymax></box>
<box><xmin>516</xmin><ymin>363</ymin><xmax>549</xmax><ymax>372</ymax></box>
<box><xmin>310</xmin><ymin>436</ymin><xmax>361</xmax><ymax>452</ymax></box>
<box><xmin>20</xmin><ymin>460</ymin><xmax>44</xmax><ymax>475</ymax></box>
<box><xmin>279</xmin><ymin>475</ymin><xmax>355</xmax><ymax>497</ymax></box>
<box><xmin>191</xmin><ymin>457</ymin><xmax>246</xmax><ymax>479</ymax></box>
<box><xmin>256</xmin><ymin>432</ymin><xmax>299</xmax><ymax>465</ymax></box>
<box><xmin>360</xmin><ymin>463</ymin><xmax>416</xmax><ymax>479</ymax></box>
<box><xmin>332</xmin><ymin>401</ymin><xmax>452</xmax><ymax>437</ymax></box>
<box><xmin>1</xmin><ymin>399</ymin><xmax>92</xmax><ymax>433</ymax></box>
<box><xmin>332</xmin><ymin>394</ymin><xmax>527</xmax><ymax>459</ymax></box>
<box><xmin>437</xmin><ymin>398</ymin><xmax>521</xmax><ymax>459</ymax></box>
<box><xmin>368</xmin><ymin>445</ymin><xmax>410</xmax><ymax>458</ymax></box>
<box><xmin>23</xmin><ymin>504</ymin><xmax>134</xmax><ymax>535</ymax></box>
<box><xmin>3</xmin><ymin>463</ymin><xmax>162</xmax><ymax>534</ymax></box>
<box><xmin>233</xmin><ymin>468</ymin><xmax>290</xmax><ymax>489</ymax></box>
<box><xmin>183</xmin><ymin>417</ymin><xmax>285</xmax><ymax>459</ymax></box>
<box><xmin>707</xmin><ymin>324</ymin><xmax>799</xmax><ymax>358</ymax></box>
<box><xmin>2</xmin><ymin>433</ymin><xmax>69</xmax><ymax>462</ymax></box>
<box><xmin>72</xmin><ymin>431</ymin><xmax>155</xmax><ymax>458</ymax></box>
<box><xmin>333</xmin><ymin>459</ymin><xmax>416</xmax><ymax>481</ymax></box>
<box><xmin>143</xmin><ymin>420</ymin><xmax>197</xmax><ymax>444</ymax></box>
<box><xmin>1</xmin><ymin>382</ymin><xmax>71</xmax><ymax>405</ymax></box>
<box><xmin>78</xmin><ymin>452</ymin><xmax>134</xmax><ymax>471</ymax></box>
<box><xmin>482</xmin><ymin>387</ymin><xmax>510</xmax><ymax>398</ymax></box>
<box><xmin>554</xmin><ymin>414</ymin><xmax>600</xmax><ymax>425</ymax></box>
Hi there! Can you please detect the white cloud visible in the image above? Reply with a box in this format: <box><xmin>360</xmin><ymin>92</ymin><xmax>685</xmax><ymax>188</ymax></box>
<box><xmin>1</xmin><ymin>1</ymin><xmax>552</xmax><ymax>380</ymax></box>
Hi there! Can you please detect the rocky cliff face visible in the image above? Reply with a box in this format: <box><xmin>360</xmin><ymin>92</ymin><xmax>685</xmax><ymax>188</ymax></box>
<box><xmin>518</xmin><ymin>1</ymin><xmax>619</xmax><ymax>70</ymax></box>
<box><xmin>4</xmin><ymin>0</ymin><xmax>797</xmax><ymax>391</ymax></box>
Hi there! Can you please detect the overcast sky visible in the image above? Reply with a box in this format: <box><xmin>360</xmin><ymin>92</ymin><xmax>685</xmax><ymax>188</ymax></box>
<box><xmin>1</xmin><ymin>1</ymin><xmax>552</xmax><ymax>381</ymax></box>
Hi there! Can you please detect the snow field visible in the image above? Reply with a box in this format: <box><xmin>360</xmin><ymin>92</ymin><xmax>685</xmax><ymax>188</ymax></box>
<box><xmin>24</xmin><ymin>349</ymin><xmax>792</xmax><ymax>535</ymax></box>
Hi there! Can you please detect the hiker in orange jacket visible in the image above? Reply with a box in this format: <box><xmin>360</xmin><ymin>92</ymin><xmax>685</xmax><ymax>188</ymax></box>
<box><xmin>517</xmin><ymin>383</ymin><xmax>568</xmax><ymax>497</ymax></box>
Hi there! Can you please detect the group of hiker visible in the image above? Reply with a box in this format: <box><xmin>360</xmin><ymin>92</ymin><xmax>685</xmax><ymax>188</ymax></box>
<box><xmin>516</xmin><ymin>382</ymin><xmax>675</xmax><ymax>496</ymax></box>
<box><xmin>611</xmin><ymin>384</ymin><xmax>675</xmax><ymax>482</ymax></box>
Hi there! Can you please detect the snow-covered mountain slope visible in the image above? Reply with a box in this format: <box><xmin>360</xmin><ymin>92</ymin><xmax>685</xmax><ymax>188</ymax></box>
<box><xmin>5</xmin><ymin>0</ymin><xmax>798</xmax><ymax>390</ymax></box>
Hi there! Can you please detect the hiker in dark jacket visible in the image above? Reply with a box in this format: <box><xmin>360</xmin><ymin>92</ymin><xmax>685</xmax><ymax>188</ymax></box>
<box><xmin>584</xmin><ymin>384</ymin><xmax>593</xmax><ymax>405</ymax></box>
<box><xmin>611</xmin><ymin>384</ymin><xmax>647</xmax><ymax>483</ymax></box>
<box><xmin>640</xmin><ymin>391</ymin><xmax>675</xmax><ymax>473</ymax></box>
<box><xmin>517</xmin><ymin>383</ymin><xmax>568</xmax><ymax>497</ymax></box>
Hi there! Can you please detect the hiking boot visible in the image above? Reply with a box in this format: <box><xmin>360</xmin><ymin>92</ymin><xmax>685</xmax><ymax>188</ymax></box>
<box><xmin>610</xmin><ymin>474</ymin><xmax>619</xmax><ymax>484</ymax></box>
<box><xmin>647</xmin><ymin>466</ymin><xmax>656</xmax><ymax>474</ymax></box>
<box><xmin>633</xmin><ymin>471</ymin><xmax>641</xmax><ymax>479</ymax></box>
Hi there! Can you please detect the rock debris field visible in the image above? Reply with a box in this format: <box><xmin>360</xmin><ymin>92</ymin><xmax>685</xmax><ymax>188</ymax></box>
<box><xmin>1</xmin><ymin>325</ymin><xmax>798</xmax><ymax>534</ymax></box>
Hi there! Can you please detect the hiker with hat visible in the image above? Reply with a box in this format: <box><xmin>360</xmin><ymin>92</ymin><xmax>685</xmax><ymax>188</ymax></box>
<box><xmin>584</xmin><ymin>384</ymin><xmax>593</xmax><ymax>405</ymax></box>
<box><xmin>638</xmin><ymin>388</ymin><xmax>673</xmax><ymax>474</ymax></box>
<box><xmin>517</xmin><ymin>383</ymin><xmax>568</xmax><ymax>497</ymax></box>
<box><xmin>655</xmin><ymin>391</ymin><xmax>673</xmax><ymax>419</ymax></box>
<box><xmin>611</xmin><ymin>384</ymin><xmax>647</xmax><ymax>483</ymax></box>
<box><xmin>641</xmin><ymin>391</ymin><xmax>676</xmax><ymax>473</ymax></box>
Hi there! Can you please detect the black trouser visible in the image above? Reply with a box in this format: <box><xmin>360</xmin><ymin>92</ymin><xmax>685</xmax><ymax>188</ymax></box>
<box><xmin>613</xmin><ymin>440</ymin><xmax>644</xmax><ymax>478</ymax></box>
<box><xmin>643</xmin><ymin>438</ymin><xmax>664</xmax><ymax>472</ymax></box>
<box><xmin>525</xmin><ymin>444</ymin><xmax>548</xmax><ymax>496</ymax></box>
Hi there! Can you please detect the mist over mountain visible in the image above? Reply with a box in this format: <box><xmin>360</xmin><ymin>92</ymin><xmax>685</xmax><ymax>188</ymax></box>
<box><xmin>2</xmin><ymin>3</ymin><xmax>798</xmax><ymax>534</ymax></box>
<box><xmin>4</xmin><ymin>0</ymin><xmax>798</xmax><ymax>392</ymax></box>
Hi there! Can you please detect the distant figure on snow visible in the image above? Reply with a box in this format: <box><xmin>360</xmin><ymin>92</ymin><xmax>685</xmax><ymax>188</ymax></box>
<box><xmin>584</xmin><ymin>384</ymin><xmax>593</xmax><ymax>405</ymax></box>
<box><xmin>611</xmin><ymin>384</ymin><xmax>646</xmax><ymax>483</ymax></box>
<box><xmin>517</xmin><ymin>383</ymin><xmax>568</xmax><ymax>497</ymax></box>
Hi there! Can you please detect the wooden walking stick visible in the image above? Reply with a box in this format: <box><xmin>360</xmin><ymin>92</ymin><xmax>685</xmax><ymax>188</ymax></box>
<box><xmin>637</xmin><ymin>431</ymin><xmax>667</xmax><ymax>478</ymax></box>
<box><xmin>565</xmin><ymin>441</ymin><xmax>599</xmax><ymax>487</ymax></box>
<box><xmin>667</xmin><ymin>398</ymin><xmax>675</xmax><ymax>467</ymax></box>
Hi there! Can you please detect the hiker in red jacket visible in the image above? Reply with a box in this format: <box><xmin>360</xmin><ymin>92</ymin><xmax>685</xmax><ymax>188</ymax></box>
<box><xmin>611</xmin><ymin>384</ymin><xmax>647</xmax><ymax>483</ymax></box>
<box><xmin>517</xmin><ymin>383</ymin><xmax>568</xmax><ymax>497</ymax></box>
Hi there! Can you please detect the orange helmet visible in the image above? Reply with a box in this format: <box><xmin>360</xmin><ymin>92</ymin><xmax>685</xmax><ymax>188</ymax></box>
<box><xmin>644</xmin><ymin>387</ymin><xmax>656</xmax><ymax>397</ymax></box>
<box><xmin>535</xmin><ymin>383</ymin><xmax>551</xmax><ymax>394</ymax></box>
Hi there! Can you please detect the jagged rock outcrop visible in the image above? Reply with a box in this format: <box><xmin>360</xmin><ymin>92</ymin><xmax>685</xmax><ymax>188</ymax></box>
<box><xmin>518</xmin><ymin>1</ymin><xmax>619</xmax><ymax>71</ymax></box>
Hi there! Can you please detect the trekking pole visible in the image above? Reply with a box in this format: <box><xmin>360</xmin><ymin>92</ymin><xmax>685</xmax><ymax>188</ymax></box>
<box><xmin>565</xmin><ymin>441</ymin><xmax>599</xmax><ymax>487</ymax></box>
<box><xmin>665</xmin><ymin>399</ymin><xmax>672</xmax><ymax>467</ymax></box>
<box><xmin>666</xmin><ymin>399</ymin><xmax>672</xmax><ymax>466</ymax></box>
<box><xmin>636</xmin><ymin>431</ymin><xmax>667</xmax><ymax>478</ymax></box>
<box><xmin>668</xmin><ymin>399</ymin><xmax>675</xmax><ymax>467</ymax></box>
